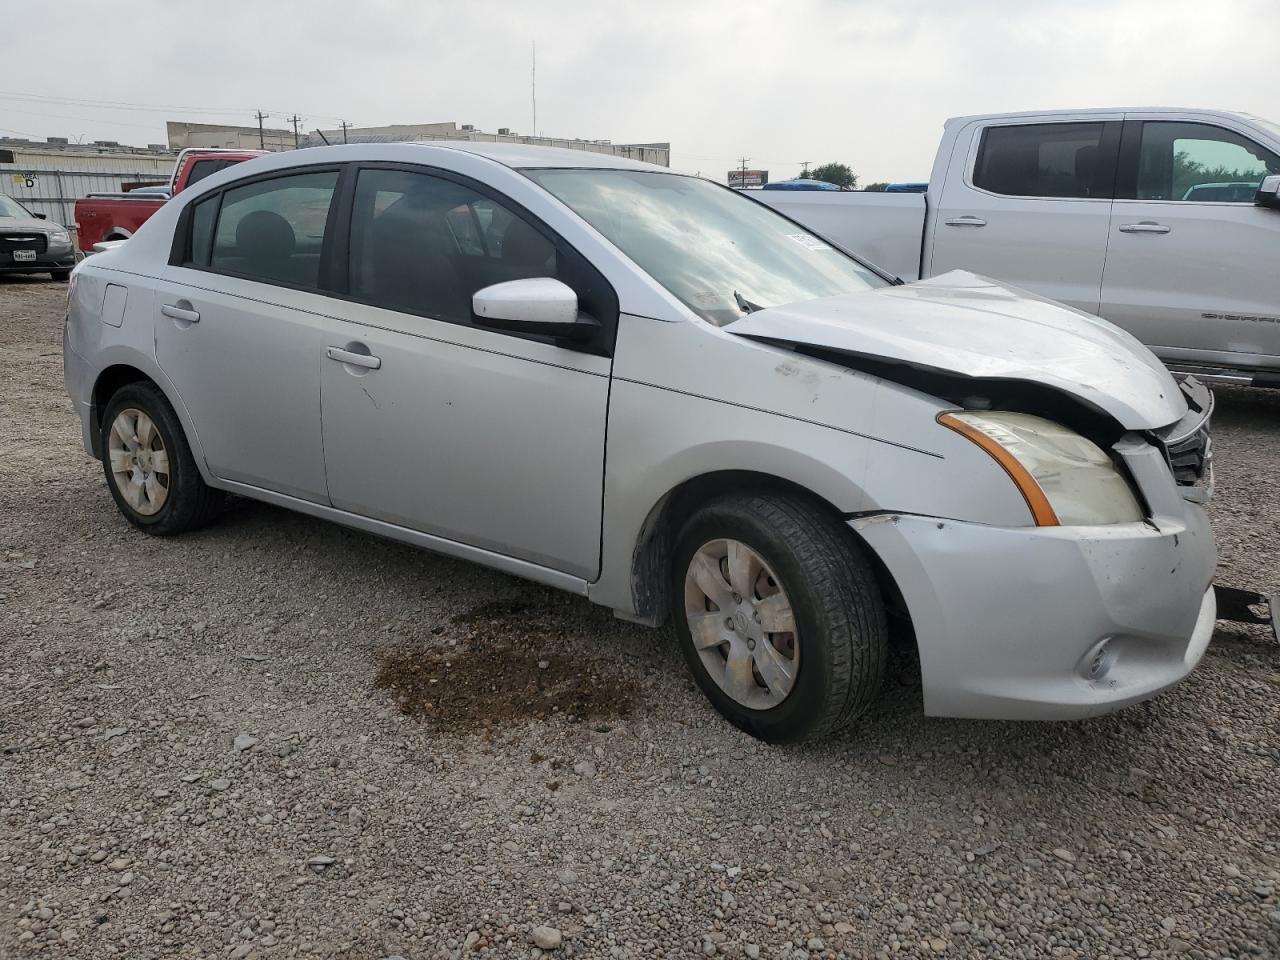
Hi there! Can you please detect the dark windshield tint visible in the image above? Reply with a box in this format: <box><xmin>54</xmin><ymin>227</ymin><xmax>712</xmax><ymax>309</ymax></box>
<box><xmin>524</xmin><ymin>169</ymin><xmax>885</xmax><ymax>326</ymax></box>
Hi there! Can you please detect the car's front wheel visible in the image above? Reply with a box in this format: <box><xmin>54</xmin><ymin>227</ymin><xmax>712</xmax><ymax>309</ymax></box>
<box><xmin>670</xmin><ymin>491</ymin><xmax>888</xmax><ymax>743</ymax></box>
<box><xmin>100</xmin><ymin>382</ymin><xmax>223</xmax><ymax>535</ymax></box>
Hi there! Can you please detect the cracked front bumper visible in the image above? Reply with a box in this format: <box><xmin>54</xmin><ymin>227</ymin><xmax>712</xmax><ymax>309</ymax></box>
<box><xmin>853</xmin><ymin>507</ymin><xmax>1217</xmax><ymax>720</ymax></box>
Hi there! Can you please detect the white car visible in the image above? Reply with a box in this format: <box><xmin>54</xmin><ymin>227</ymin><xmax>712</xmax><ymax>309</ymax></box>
<box><xmin>63</xmin><ymin>143</ymin><xmax>1217</xmax><ymax>742</ymax></box>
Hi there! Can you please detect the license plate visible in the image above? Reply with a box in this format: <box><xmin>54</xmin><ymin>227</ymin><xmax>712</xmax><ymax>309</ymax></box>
<box><xmin>12</xmin><ymin>249</ymin><xmax>36</xmax><ymax>262</ymax></box>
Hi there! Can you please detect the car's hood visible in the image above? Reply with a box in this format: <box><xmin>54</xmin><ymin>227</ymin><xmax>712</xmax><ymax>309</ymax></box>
<box><xmin>0</xmin><ymin>215</ymin><xmax>59</xmax><ymax>232</ymax></box>
<box><xmin>728</xmin><ymin>270</ymin><xmax>1184</xmax><ymax>430</ymax></box>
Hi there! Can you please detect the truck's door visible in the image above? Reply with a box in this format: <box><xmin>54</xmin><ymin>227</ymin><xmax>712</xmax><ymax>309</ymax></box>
<box><xmin>928</xmin><ymin>116</ymin><xmax>1121</xmax><ymax>314</ymax></box>
<box><xmin>1099</xmin><ymin>116</ymin><xmax>1280</xmax><ymax>372</ymax></box>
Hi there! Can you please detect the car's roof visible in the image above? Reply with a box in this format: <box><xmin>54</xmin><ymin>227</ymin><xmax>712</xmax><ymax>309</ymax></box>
<box><xmin>418</xmin><ymin>140</ymin><xmax>663</xmax><ymax>171</ymax></box>
<box><xmin>252</xmin><ymin>140</ymin><xmax>664</xmax><ymax>172</ymax></box>
<box><xmin>945</xmin><ymin>106</ymin><xmax>1261</xmax><ymax>126</ymax></box>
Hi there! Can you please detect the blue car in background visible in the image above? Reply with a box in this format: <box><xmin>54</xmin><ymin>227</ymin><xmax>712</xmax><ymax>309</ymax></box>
<box><xmin>761</xmin><ymin>179</ymin><xmax>841</xmax><ymax>191</ymax></box>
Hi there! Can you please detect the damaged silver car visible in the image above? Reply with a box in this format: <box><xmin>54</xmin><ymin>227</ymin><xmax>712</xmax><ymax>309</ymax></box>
<box><xmin>63</xmin><ymin>143</ymin><xmax>1217</xmax><ymax>742</ymax></box>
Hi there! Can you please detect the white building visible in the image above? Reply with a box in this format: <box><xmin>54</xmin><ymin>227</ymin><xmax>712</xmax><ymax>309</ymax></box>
<box><xmin>0</xmin><ymin>137</ymin><xmax>175</xmax><ymax>225</ymax></box>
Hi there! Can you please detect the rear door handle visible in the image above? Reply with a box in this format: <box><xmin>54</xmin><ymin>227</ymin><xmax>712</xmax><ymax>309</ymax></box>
<box><xmin>944</xmin><ymin>216</ymin><xmax>987</xmax><ymax>227</ymax></box>
<box><xmin>160</xmin><ymin>302</ymin><xmax>200</xmax><ymax>323</ymax></box>
<box><xmin>327</xmin><ymin>346</ymin><xmax>381</xmax><ymax>370</ymax></box>
<box><xmin>1119</xmin><ymin>222</ymin><xmax>1171</xmax><ymax>234</ymax></box>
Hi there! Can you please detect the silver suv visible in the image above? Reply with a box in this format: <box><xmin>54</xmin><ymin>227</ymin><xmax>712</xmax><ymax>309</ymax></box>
<box><xmin>63</xmin><ymin>143</ymin><xmax>1217</xmax><ymax>742</ymax></box>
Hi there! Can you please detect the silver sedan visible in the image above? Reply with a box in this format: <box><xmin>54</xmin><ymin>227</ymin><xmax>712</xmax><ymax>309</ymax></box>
<box><xmin>63</xmin><ymin>142</ymin><xmax>1216</xmax><ymax>742</ymax></box>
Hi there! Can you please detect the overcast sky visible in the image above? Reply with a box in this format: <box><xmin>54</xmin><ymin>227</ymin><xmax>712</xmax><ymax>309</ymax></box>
<box><xmin>6</xmin><ymin>0</ymin><xmax>1276</xmax><ymax>184</ymax></box>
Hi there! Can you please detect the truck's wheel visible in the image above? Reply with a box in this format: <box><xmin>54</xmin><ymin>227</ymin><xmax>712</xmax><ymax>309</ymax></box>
<box><xmin>100</xmin><ymin>382</ymin><xmax>223</xmax><ymax>535</ymax></box>
<box><xmin>670</xmin><ymin>491</ymin><xmax>888</xmax><ymax>743</ymax></box>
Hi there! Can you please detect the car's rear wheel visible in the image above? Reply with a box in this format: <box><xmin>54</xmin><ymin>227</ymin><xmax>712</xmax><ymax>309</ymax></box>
<box><xmin>100</xmin><ymin>382</ymin><xmax>223</xmax><ymax>535</ymax></box>
<box><xmin>50</xmin><ymin>270</ymin><xmax>71</xmax><ymax>281</ymax></box>
<box><xmin>670</xmin><ymin>491</ymin><xmax>887</xmax><ymax>743</ymax></box>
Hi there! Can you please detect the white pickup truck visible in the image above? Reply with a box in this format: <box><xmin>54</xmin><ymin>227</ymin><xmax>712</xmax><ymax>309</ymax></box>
<box><xmin>758</xmin><ymin>108</ymin><xmax>1280</xmax><ymax>387</ymax></box>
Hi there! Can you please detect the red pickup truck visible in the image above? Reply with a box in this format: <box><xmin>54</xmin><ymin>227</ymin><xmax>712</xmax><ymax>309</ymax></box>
<box><xmin>74</xmin><ymin>148</ymin><xmax>266</xmax><ymax>253</ymax></box>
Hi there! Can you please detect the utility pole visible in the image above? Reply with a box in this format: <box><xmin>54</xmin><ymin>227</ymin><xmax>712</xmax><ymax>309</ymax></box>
<box><xmin>288</xmin><ymin>114</ymin><xmax>301</xmax><ymax>149</ymax></box>
<box><xmin>800</xmin><ymin>160</ymin><xmax>811</xmax><ymax>178</ymax></box>
<box><xmin>255</xmin><ymin>110</ymin><xmax>267</xmax><ymax>150</ymax></box>
<box><xmin>736</xmin><ymin>157</ymin><xmax>750</xmax><ymax>189</ymax></box>
<box><xmin>339</xmin><ymin>120</ymin><xmax>350</xmax><ymax>144</ymax></box>
<box><xmin>531</xmin><ymin>40</ymin><xmax>537</xmax><ymax>138</ymax></box>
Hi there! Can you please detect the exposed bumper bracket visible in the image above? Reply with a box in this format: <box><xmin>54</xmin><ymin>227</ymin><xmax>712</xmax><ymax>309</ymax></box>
<box><xmin>1214</xmin><ymin>584</ymin><xmax>1279</xmax><ymax>641</ymax></box>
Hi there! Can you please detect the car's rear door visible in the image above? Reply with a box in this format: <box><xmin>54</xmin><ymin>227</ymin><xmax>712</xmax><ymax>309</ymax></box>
<box><xmin>1099</xmin><ymin>115</ymin><xmax>1280</xmax><ymax>370</ymax></box>
<box><xmin>154</xmin><ymin>167</ymin><xmax>342</xmax><ymax>502</ymax></box>
<box><xmin>928</xmin><ymin>115</ymin><xmax>1121</xmax><ymax>314</ymax></box>
<box><xmin>317</xmin><ymin>164</ymin><xmax>615</xmax><ymax>579</ymax></box>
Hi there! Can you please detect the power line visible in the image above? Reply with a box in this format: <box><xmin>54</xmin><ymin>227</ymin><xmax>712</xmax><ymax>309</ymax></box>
<box><xmin>0</xmin><ymin>104</ymin><xmax>174</xmax><ymax>131</ymax></box>
<box><xmin>0</xmin><ymin>90</ymin><xmax>346</xmax><ymax>125</ymax></box>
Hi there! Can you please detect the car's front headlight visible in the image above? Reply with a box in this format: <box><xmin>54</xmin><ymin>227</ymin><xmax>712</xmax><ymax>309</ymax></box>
<box><xmin>47</xmin><ymin>228</ymin><xmax>70</xmax><ymax>245</ymax></box>
<box><xmin>939</xmin><ymin>411</ymin><xmax>1143</xmax><ymax>526</ymax></box>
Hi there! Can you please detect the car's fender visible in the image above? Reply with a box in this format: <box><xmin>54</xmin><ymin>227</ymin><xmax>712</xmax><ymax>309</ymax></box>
<box><xmin>68</xmin><ymin>267</ymin><xmax>217</xmax><ymax>486</ymax></box>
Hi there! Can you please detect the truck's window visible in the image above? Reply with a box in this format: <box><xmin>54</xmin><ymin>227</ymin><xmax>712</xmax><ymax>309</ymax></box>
<box><xmin>524</xmin><ymin>169</ymin><xmax>885</xmax><ymax>327</ymax></box>
<box><xmin>208</xmin><ymin>171</ymin><xmax>338</xmax><ymax>289</ymax></box>
<box><xmin>346</xmin><ymin>168</ymin><xmax>614</xmax><ymax>334</ymax></box>
<box><xmin>973</xmin><ymin>123</ymin><xmax>1111</xmax><ymax>199</ymax></box>
<box><xmin>1134</xmin><ymin>122</ymin><xmax>1280</xmax><ymax>202</ymax></box>
<box><xmin>185</xmin><ymin>160</ymin><xmax>223</xmax><ymax>187</ymax></box>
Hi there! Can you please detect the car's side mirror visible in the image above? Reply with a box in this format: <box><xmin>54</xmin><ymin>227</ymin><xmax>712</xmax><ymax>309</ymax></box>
<box><xmin>1254</xmin><ymin>174</ymin><xmax>1280</xmax><ymax>209</ymax></box>
<box><xmin>472</xmin><ymin>277</ymin><xmax>598</xmax><ymax>343</ymax></box>
<box><xmin>34</xmin><ymin>213</ymin><xmax>47</xmax><ymax>220</ymax></box>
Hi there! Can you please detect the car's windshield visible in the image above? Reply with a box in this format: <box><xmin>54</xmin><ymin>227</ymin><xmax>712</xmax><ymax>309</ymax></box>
<box><xmin>524</xmin><ymin>169</ymin><xmax>887</xmax><ymax>326</ymax></box>
<box><xmin>0</xmin><ymin>195</ymin><xmax>31</xmax><ymax>218</ymax></box>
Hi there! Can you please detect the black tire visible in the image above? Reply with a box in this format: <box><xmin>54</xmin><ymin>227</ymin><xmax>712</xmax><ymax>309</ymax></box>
<box><xmin>50</xmin><ymin>270</ymin><xmax>71</xmax><ymax>282</ymax></box>
<box><xmin>100</xmin><ymin>381</ymin><xmax>223</xmax><ymax>535</ymax></box>
<box><xmin>669</xmin><ymin>491</ymin><xmax>887</xmax><ymax>743</ymax></box>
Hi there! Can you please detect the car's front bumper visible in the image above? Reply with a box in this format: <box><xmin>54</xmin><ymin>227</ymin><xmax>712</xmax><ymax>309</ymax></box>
<box><xmin>0</xmin><ymin>247</ymin><xmax>75</xmax><ymax>273</ymax></box>
<box><xmin>853</xmin><ymin>506</ymin><xmax>1217</xmax><ymax>720</ymax></box>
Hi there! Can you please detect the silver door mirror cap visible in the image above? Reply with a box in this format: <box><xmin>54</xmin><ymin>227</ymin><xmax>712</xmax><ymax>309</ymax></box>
<box><xmin>472</xmin><ymin>277</ymin><xmax>578</xmax><ymax>327</ymax></box>
<box><xmin>1254</xmin><ymin>174</ymin><xmax>1280</xmax><ymax>209</ymax></box>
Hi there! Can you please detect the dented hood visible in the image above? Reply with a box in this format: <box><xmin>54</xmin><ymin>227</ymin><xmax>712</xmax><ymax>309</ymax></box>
<box><xmin>728</xmin><ymin>271</ymin><xmax>1185</xmax><ymax>430</ymax></box>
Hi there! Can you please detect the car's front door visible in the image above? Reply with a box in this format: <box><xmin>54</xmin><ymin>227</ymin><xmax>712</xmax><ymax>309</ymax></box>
<box><xmin>318</xmin><ymin>166</ymin><xmax>614</xmax><ymax>579</ymax></box>
<box><xmin>155</xmin><ymin>168</ymin><xmax>341</xmax><ymax>502</ymax></box>
<box><xmin>928</xmin><ymin>117</ymin><xmax>1121</xmax><ymax>314</ymax></box>
<box><xmin>1099</xmin><ymin>118</ymin><xmax>1280</xmax><ymax>369</ymax></box>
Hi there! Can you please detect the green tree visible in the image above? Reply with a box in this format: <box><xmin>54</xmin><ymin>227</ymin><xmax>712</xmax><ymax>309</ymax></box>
<box><xmin>808</xmin><ymin>162</ymin><xmax>857</xmax><ymax>190</ymax></box>
<box><xmin>862</xmin><ymin>182</ymin><xmax>889</xmax><ymax>192</ymax></box>
<box><xmin>1169</xmin><ymin>149</ymin><xmax>1278</xmax><ymax>199</ymax></box>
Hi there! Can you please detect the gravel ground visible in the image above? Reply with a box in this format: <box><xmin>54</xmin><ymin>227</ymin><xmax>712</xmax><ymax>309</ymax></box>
<box><xmin>1</xmin><ymin>275</ymin><xmax>1277</xmax><ymax>960</ymax></box>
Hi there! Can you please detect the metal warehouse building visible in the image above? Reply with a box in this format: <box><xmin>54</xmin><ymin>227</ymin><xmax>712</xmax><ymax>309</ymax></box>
<box><xmin>0</xmin><ymin>139</ymin><xmax>176</xmax><ymax>226</ymax></box>
<box><xmin>3</xmin><ymin>121</ymin><xmax>670</xmax><ymax>230</ymax></box>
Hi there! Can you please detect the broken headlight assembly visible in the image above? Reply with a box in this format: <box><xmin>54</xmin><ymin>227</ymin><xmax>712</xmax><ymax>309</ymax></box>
<box><xmin>938</xmin><ymin>411</ymin><xmax>1143</xmax><ymax>527</ymax></box>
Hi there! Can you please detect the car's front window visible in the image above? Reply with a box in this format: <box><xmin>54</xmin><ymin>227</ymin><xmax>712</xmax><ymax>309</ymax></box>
<box><xmin>524</xmin><ymin>169</ymin><xmax>886</xmax><ymax>326</ymax></box>
<box><xmin>0</xmin><ymin>195</ymin><xmax>30</xmax><ymax>218</ymax></box>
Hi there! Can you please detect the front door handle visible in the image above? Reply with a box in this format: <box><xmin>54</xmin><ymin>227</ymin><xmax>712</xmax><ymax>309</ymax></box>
<box><xmin>160</xmin><ymin>302</ymin><xmax>200</xmax><ymax>323</ymax></box>
<box><xmin>944</xmin><ymin>216</ymin><xmax>987</xmax><ymax>227</ymax></box>
<box><xmin>1119</xmin><ymin>222</ymin><xmax>1171</xmax><ymax>234</ymax></box>
<box><xmin>327</xmin><ymin>346</ymin><xmax>381</xmax><ymax>370</ymax></box>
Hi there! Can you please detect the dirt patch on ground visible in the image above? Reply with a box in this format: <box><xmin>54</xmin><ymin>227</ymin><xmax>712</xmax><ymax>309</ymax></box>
<box><xmin>374</xmin><ymin>598</ymin><xmax>636</xmax><ymax>729</ymax></box>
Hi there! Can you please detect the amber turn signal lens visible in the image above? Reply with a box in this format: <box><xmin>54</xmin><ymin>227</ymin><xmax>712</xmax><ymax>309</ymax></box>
<box><xmin>938</xmin><ymin>412</ymin><xmax>1060</xmax><ymax>527</ymax></box>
